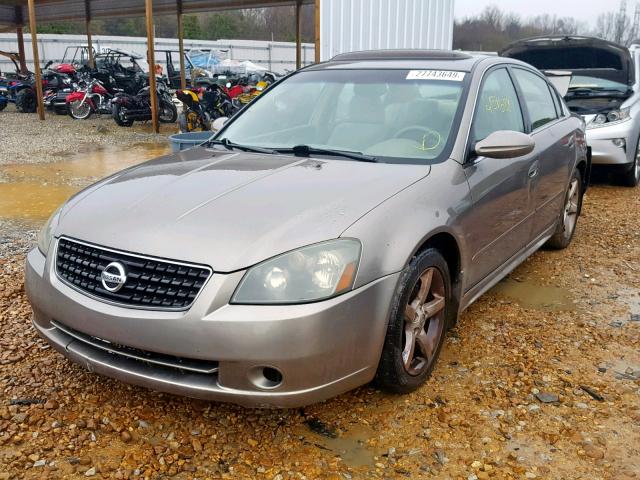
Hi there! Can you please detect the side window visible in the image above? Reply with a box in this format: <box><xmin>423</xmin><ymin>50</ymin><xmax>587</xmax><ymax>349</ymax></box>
<box><xmin>473</xmin><ymin>68</ymin><xmax>524</xmax><ymax>142</ymax></box>
<box><xmin>512</xmin><ymin>69</ymin><xmax>559</xmax><ymax>130</ymax></box>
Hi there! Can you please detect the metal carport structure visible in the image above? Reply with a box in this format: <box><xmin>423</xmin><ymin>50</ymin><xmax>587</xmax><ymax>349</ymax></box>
<box><xmin>0</xmin><ymin>0</ymin><xmax>318</xmax><ymax>131</ymax></box>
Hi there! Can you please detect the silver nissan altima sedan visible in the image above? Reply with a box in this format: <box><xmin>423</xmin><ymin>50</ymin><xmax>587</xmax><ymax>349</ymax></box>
<box><xmin>26</xmin><ymin>50</ymin><xmax>589</xmax><ymax>407</ymax></box>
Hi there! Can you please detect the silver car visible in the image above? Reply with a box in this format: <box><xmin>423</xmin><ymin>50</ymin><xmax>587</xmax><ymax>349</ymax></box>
<box><xmin>502</xmin><ymin>36</ymin><xmax>640</xmax><ymax>186</ymax></box>
<box><xmin>26</xmin><ymin>51</ymin><xmax>589</xmax><ymax>407</ymax></box>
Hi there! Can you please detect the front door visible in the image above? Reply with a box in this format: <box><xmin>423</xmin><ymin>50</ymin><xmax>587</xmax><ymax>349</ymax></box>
<box><xmin>463</xmin><ymin>67</ymin><xmax>538</xmax><ymax>288</ymax></box>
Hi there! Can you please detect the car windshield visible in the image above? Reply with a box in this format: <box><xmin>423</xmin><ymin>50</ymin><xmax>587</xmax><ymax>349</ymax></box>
<box><xmin>218</xmin><ymin>69</ymin><xmax>467</xmax><ymax>163</ymax></box>
<box><xmin>568</xmin><ymin>75</ymin><xmax>629</xmax><ymax>92</ymax></box>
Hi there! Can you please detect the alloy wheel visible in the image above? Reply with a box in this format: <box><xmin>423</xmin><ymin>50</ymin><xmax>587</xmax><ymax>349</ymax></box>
<box><xmin>562</xmin><ymin>178</ymin><xmax>580</xmax><ymax>236</ymax></box>
<box><xmin>402</xmin><ymin>267</ymin><xmax>446</xmax><ymax>376</ymax></box>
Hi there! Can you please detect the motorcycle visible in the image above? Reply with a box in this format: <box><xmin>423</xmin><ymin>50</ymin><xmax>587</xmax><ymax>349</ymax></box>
<box><xmin>66</xmin><ymin>76</ymin><xmax>117</xmax><ymax>119</ymax></box>
<box><xmin>42</xmin><ymin>61</ymin><xmax>79</xmax><ymax>115</ymax></box>
<box><xmin>176</xmin><ymin>84</ymin><xmax>239</xmax><ymax>132</ymax></box>
<box><xmin>112</xmin><ymin>78</ymin><xmax>177</xmax><ymax>127</ymax></box>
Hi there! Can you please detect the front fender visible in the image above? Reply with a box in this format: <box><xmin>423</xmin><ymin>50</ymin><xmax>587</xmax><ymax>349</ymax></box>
<box><xmin>340</xmin><ymin>160</ymin><xmax>472</xmax><ymax>290</ymax></box>
<box><xmin>65</xmin><ymin>92</ymin><xmax>91</xmax><ymax>106</ymax></box>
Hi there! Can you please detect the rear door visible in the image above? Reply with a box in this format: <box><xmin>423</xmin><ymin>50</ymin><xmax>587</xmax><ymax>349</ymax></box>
<box><xmin>511</xmin><ymin>67</ymin><xmax>574</xmax><ymax>236</ymax></box>
<box><xmin>463</xmin><ymin>66</ymin><xmax>538</xmax><ymax>287</ymax></box>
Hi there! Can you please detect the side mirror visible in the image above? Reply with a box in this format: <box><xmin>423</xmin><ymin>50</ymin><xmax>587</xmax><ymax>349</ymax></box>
<box><xmin>474</xmin><ymin>130</ymin><xmax>535</xmax><ymax>159</ymax></box>
<box><xmin>211</xmin><ymin>117</ymin><xmax>229</xmax><ymax>132</ymax></box>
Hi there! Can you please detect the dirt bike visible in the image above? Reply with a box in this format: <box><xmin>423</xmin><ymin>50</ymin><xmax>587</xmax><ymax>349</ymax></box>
<box><xmin>176</xmin><ymin>84</ymin><xmax>239</xmax><ymax>132</ymax></box>
<box><xmin>112</xmin><ymin>78</ymin><xmax>177</xmax><ymax>127</ymax></box>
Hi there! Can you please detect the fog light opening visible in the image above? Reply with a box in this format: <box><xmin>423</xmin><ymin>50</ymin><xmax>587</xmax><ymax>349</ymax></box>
<box><xmin>612</xmin><ymin>138</ymin><xmax>626</xmax><ymax>150</ymax></box>
<box><xmin>249</xmin><ymin>366</ymin><xmax>283</xmax><ymax>390</ymax></box>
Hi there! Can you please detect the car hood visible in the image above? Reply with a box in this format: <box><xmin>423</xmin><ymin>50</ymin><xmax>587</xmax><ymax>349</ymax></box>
<box><xmin>57</xmin><ymin>147</ymin><xmax>430</xmax><ymax>272</ymax></box>
<box><xmin>500</xmin><ymin>35</ymin><xmax>635</xmax><ymax>86</ymax></box>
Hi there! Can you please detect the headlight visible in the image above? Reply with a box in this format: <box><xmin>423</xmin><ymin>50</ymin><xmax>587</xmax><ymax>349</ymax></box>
<box><xmin>587</xmin><ymin>108</ymin><xmax>631</xmax><ymax>129</ymax></box>
<box><xmin>232</xmin><ymin>239</ymin><xmax>361</xmax><ymax>304</ymax></box>
<box><xmin>37</xmin><ymin>206</ymin><xmax>62</xmax><ymax>255</ymax></box>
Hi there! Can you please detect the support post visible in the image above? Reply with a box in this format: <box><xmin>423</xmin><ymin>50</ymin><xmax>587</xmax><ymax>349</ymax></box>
<box><xmin>27</xmin><ymin>0</ymin><xmax>45</xmax><ymax>120</ymax></box>
<box><xmin>16</xmin><ymin>26</ymin><xmax>28</xmax><ymax>74</ymax></box>
<box><xmin>145</xmin><ymin>0</ymin><xmax>159</xmax><ymax>133</ymax></box>
<box><xmin>15</xmin><ymin>7</ymin><xmax>28</xmax><ymax>73</ymax></box>
<box><xmin>85</xmin><ymin>0</ymin><xmax>94</xmax><ymax>68</ymax></box>
<box><xmin>314</xmin><ymin>0</ymin><xmax>320</xmax><ymax>63</ymax></box>
<box><xmin>177</xmin><ymin>0</ymin><xmax>186</xmax><ymax>90</ymax></box>
<box><xmin>295</xmin><ymin>0</ymin><xmax>302</xmax><ymax>69</ymax></box>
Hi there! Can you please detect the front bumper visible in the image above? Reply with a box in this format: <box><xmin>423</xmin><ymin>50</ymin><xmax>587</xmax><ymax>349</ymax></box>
<box><xmin>586</xmin><ymin>120</ymin><xmax>636</xmax><ymax>166</ymax></box>
<box><xmin>25</xmin><ymin>247</ymin><xmax>399</xmax><ymax>408</ymax></box>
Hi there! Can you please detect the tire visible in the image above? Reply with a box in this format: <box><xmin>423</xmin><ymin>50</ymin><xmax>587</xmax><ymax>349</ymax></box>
<box><xmin>112</xmin><ymin>104</ymin><xmax>133</xmax><ymax>127</ymax></box>
<box><xmin>617</xmin><ymin>137</ymin><xmax>640</xmax><ymax>187</ymax></box>
<box><xmin>0</xmin><ymin>100</ymin><xmax>6</xmax><ymax>111</ymax></box>
<box><xmin>545</xmin><ymin>168</ymin><xmax>583</xmax><ymax>250</ymax></box>
<box><xmin>159</xmin><ymin>100</ymin><xmax>178</xmax><ymax>123</ymax></box>
<box><xmin>69</xmin><ymin>100</ymin><xmax>93</xmax><ymax>120</ymax></box>
<box><xmin>374</xmin><ymin>248</ymin><xmax>450</xmax><ymax>394</ymax></box>
<box><xmin>15</xmin><ymin>89</ymin><xmax>37</xmax><ymax>113</ymax></box>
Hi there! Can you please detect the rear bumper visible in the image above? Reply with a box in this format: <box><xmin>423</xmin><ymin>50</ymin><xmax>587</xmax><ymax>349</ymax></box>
<box><xmin>26</xmin><ymin>247</ymin><xmax>398</xmax><ymax>408</ymax></box>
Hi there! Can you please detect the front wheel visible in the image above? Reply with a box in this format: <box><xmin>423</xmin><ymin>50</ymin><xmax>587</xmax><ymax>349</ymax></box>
<box><xmin>545</xmin><ymin>168</ymin><xmax>583</xmax><ymax>250</ymax></box>
<box><xmin>112</xmin><ymin>103</ymin><xmax>133</xmax><ymax>127</ymax></box>
<box><xmin>374</xmin><ymin>248</ymin><xmax>450</xmax><ymax>394</ymax></box>
<box><xmin>617</xmin><ymin>136</ymin><xmax>640</xmax><ymax>187</ymax></box>
<box><xmin>69</xmin><ymin>100</ymin><xmax>93</xmax><ymax>120</ymax></box>
<box><xmin>15</xmin><ymin>89</ymin><xmax>37</xmax><ymax>113</ymax></box>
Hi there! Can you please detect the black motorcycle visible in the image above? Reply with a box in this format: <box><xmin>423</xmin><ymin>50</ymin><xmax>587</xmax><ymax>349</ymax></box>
<box><xmin>112</xmin><ymin>78</ymin><xmax>177</xmax><ymax>127</ymax></box>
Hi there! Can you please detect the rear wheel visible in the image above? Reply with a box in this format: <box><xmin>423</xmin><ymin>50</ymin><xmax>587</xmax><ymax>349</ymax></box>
<box><xmin>617</xmin><ymin>136</ymin><xmax>640</xmax><ymax>187</ymax></box>
<box><xmin>15</xmin><ymin>89</ymin><xmax>36</xmax><ymax>113</ymax></box>
<box><xmin>112</xmin><ymin>104</ymin><xmax>133</xmax><ymax>127</ymax></box>
<box><xmin>545</xmin><ymin>169</ymin><xmax>583</xmax><ymax>250</ymax></box>
<box><xmin>374</xmin><ymin>248</ymin><xmax>450</xmax><ymax>394</ymax></box>
<box><xmin>0</xmin><ymin>100</ymin><xmax>6</xmax><ymax>111</ymax></box>
<box><xmin>69</xmin><ymin>100</ymin><xmax>92</xmax><ymax>120</ymax></box>
<box><xmin>159</xmin><ymin>100</ymin><xmax>178</xmax><ymax>123</ymax></box>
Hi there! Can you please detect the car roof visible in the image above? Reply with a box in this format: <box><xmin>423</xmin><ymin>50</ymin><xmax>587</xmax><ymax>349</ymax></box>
<box><xmin>307</xmin><ymin>49</ymin><xmax>505</xmax><ymax>72</ymax></box>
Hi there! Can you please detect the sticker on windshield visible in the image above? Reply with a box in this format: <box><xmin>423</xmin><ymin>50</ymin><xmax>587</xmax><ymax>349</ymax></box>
<box><xmin>406</xmin><ymin>70</ymin><xmax>466</xmax><ymax>81</ymax></box>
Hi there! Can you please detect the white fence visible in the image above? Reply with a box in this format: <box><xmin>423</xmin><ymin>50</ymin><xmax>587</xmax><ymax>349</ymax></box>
<box><xmin>0</xmin><ymin>33</ymin><xmax>315</xmax><ymax>74</ymax></box>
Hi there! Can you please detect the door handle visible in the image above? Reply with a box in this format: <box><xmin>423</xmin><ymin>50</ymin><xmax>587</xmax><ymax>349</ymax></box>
<box><xmin>528</xmin><ymin>162</ymin><xmax>539</xmax><ymax>178</ymax></box>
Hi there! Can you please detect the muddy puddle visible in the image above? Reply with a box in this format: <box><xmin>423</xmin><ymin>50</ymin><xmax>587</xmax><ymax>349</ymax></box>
<box><xmin>492</xmin><ymin>276</ymin><xmax>576</xmax><ymax>311</ymax></box>
<box><xmin>295</xmin><ymin>421</ymin><xmax>377</xmax><ymax>469</ymax></box>
<box><xmin>0</xmin><ymin>142</ymin><xmax>171</xmax><ymax>223</ymax></box>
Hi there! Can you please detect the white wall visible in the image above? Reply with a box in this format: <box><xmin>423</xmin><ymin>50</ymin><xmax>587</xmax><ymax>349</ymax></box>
<box><xmin>0</xmin><ymin>33</ymin><xmax>315</xmax><ymax>74</ymax></box>
<box><xmin>319</xmin><ymin>0</ymin><xmax>454</xmax><ymax>61</ymax></box>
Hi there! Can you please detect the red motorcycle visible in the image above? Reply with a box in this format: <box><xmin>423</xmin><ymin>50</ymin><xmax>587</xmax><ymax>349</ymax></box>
<box><xmin>66</xmin><ymin>77</ymin><xmax>116</xmax><ymax>119</ymax></box>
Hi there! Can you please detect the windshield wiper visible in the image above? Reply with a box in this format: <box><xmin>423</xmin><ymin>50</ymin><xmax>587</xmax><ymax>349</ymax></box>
<box><xmin>277</xmin><ymin>144</ymin><xmax>378</xmax><ymax>163</ymax></box>
<box><xmin>207</xmin><ymin>138</ymin><xmax>277</xmax><ymax>154</ymax></box>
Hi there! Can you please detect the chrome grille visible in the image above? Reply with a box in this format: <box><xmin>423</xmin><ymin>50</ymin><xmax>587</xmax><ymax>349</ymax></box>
<box><xmin>55</xmin><ymin>237</ymin><xmax>211</xmax><ymax>310</ymax></box>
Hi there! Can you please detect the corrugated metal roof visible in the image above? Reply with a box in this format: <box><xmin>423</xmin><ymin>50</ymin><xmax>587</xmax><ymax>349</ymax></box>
<box><xmin>0</xmin><ymin>0</ymin><xmax>313</xmax><ymax>26</ymax></box>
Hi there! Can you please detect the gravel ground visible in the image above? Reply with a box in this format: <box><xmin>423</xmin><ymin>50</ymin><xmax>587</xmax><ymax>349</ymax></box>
<box><xmin>0</xmin><ymin>106</ymin><xmax>174</xmax><ymax>166</ymax></box>
<box><xmin>0</xmin><ymin>130</ymin><xmax>639</xmax><ymax>478</ymax></box>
